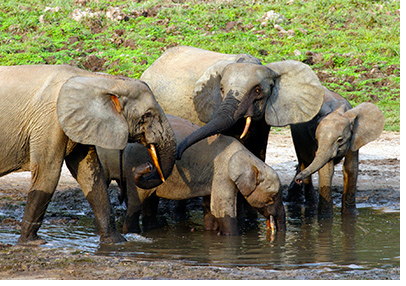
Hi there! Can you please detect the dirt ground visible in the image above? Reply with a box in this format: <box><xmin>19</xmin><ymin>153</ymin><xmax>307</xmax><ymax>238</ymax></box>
<box><xmin>0</xmin><ymin>130</ymin><xmax>400</xmax><ymax>280</ymax></box>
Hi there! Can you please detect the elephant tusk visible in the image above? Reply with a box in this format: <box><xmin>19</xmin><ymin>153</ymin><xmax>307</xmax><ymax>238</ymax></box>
<box><xmin>148</xmin><ymin>144</ymin><xmax>165</xmax><ymax>183</ymax></box>
<box><xmin>267</xmin><ymin>216</ymin><xmax>276</xmax><ymax>234</ymax></box>
<box><xmin>240</xmin><ymin>117</ymin><xmax>251</xmax><ymax>139</ymax></box>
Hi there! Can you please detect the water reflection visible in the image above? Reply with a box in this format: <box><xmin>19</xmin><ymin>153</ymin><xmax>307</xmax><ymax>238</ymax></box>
<box><xmin>0</xmin><ymin>206</ymin><xmax>399</xmax><ymax>271</ymax></box>
<box><xmin>96</xmin><ymin>207</ymin><xmax>399</xmax><ymax>271</ymax></box>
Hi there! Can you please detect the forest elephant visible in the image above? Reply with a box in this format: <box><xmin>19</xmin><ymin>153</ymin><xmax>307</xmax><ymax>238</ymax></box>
<box><xmin>140</xmin><ymin>46</ymin><xmax>325</xmax><ymax>161</ymax></box>
<box><xmin>97</xmin><ymin>115</ymin><xmax>286</xmax><ymax>236</ymax></box>
<box><xmin>0</xmin><ymin>65</ymin><xmax>176</xmax><ymax>245</ymax></box>
<box><xmin>286</xmin><ymin>87</ymin><xmax>385</xmax><ymax>217</ymax></box>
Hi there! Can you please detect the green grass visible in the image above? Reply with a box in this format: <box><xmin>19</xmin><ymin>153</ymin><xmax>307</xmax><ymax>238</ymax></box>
<box><xmin>0</xmin><ymin>0</ymin><xmax>400</xmax><ymax>131</ymax></box>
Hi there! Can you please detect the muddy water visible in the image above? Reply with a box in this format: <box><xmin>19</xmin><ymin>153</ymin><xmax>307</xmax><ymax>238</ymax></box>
<box><xmin>0</xmin><ymin>205</ymin><xmax>399</xmax><ymax>272</ymax></box>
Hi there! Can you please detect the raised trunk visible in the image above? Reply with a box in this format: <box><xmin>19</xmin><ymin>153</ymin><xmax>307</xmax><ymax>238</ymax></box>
<box><xmin>177</xmin><ymin>96</ymin><xmax>239</xmax><ymax>159</ymax></box>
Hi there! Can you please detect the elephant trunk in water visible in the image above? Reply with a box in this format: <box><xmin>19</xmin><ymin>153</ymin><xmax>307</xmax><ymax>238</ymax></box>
<box><xmin>177</xmin><ymin>96</ymin><xmax>244</xmax><ymax>159</ymax></box>
<box><xmin>135</xmin><ymin>119</ymin><xmax>177</xmax><ymax>189</ymax></box>
<box><xmin>295</xmin><ymin>147</ymin><xmax>333</xmax><ymax>184</ymax></box>
<box><xmin>263</xmin><ymin>193</ymin><xmax>286</xmax><ymax>232</ymax></box>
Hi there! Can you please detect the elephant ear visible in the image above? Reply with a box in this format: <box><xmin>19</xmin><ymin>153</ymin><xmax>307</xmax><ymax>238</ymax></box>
<box><xmin>193</xmin><ymin>60</ymin><xmax>233</xmax><ymax>123</ymax></box>
<box><xmin>228</xmin><ymin>151</ymin><xmax>260</xmax><ymax>196</ymax></box>
<box><xmin>344</xmin><ymin>102</ymin><xmax>385</xmax><ymax>151</ymax></box>
<box><xmin>57</xmin><ymin>76</ymin><xmax>129</xmax><ymax>150</ymax></box>
<box><xmin>265</xmin><ymin>60</ymin><xmax>324</xmax><ymax>126</ymax></box>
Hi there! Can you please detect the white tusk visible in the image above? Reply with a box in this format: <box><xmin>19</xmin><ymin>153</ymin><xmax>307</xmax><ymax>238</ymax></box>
<box><xmin>240</xmin><ymin>117</ymin><xmax>252</xmax><ymax>139</ymax></box>
<box><xmin>267</xmin><ymin>216</ymin><xmax>276</xmax><ymax>234</ymax></box>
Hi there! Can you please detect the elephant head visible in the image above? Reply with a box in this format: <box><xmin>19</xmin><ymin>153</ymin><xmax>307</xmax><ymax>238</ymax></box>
<box><xmin>295</xmin><ymin>102</ymin><xmax>385</xmax><ymax>183</ymax></box>
<box><xmin>57</xmin><ymin>76</ymin><xmax>176</xmax><ymax>189</ymax></box>
<box><xmin>228</xmin><ymin>151</ymin><xmax>286</xmax><ymax>231</ymax></box>
<box><xmin>176</xmin><ymin>59</ymin><xmax>324</xmax><ymax>159</ymax></box>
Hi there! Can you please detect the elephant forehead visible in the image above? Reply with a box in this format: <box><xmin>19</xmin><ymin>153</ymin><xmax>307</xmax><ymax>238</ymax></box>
<box><xmin>222</xmin><ymin>63</ymin><xmax>268</xmax><ymax>88</ymax></box>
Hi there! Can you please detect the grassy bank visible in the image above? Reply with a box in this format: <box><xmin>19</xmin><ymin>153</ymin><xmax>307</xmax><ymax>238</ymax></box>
<box><xmin>0</xmin><ymin>0</ymin><xmax>400</xmax><ymax>131</ymax></box>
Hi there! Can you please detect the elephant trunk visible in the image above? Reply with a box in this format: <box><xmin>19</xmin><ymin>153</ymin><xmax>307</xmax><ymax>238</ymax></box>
<box><xmin>295</xmin><ymin>147</ymin><xmax>332</xmax><ymax>184</ymax></box>
<box><xmin>136</xmin><ymin>120</ymin><xmax>177</xmax><ymax>189</ymax></box>
<box><xmin>177</xmin><ymin>96</ymin><xmax>240</xmax><ymax>159</ymax></box>
<box><xmin>264</xmin><ymin>193</ymin><xmax>286</xmax><ymax>231</ymax></box>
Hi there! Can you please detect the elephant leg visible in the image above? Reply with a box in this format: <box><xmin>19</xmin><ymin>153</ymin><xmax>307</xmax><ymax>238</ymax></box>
<box><xmin>65</xmin><ymin>144</ymin><xmax>125</xmax><ymax>243</ymax></box>
<box><xmin>202</xmin><ymin>196</ymin><xmax>218</xmax><ymax>231</ymax></box>
<box><xmin>210</xmin><ymin>187</ymin><xmax>239</xmax><ymax>235</ymax></box>
<box><xmin>342</xmin><ymin>151</ymin><xmax>359</xmax><ymax>215</ymax></box>
<box><xmin>18</xmin><ymin>148</ymin><xmax>65</xmax><ymax>245</ymax></box>
<box><xmin>317</xmin><ymin>161</ymin><xmax>335</xmax><ymax>218</ymax></box>
<box><xmin>303</xmin><ymin>174</ymin><xmax>317</xmax><ymax>208</ymax></box>
<box><xmin>173</xmin><ymin>199</ymin><xmax>188</xmax><ymax>221</ymax></box>
<box><xmin>286</xmin><ymin>163</ymin><xmax>305</xmax><ymax>203</ymax></box>
<box><xmin>142</xmin><ymin>195</ymin><xmax>164</xmax><ymax>232</ymax></box>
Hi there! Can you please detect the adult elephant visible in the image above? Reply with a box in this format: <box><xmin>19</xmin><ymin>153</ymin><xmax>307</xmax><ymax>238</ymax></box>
<box><xmin>141</xmin><ymin>46</ymin><xmax>325</xmax><ymax>160</ymax></box>
<box><xmin>287</xmin><ymin>88</ymin><xmax>385</xmax><ymax>217</ymax></box>
<box><xmin>0</xmin><ymin>65</ymin><xmax>176</xmax><ymax>245</ymax></box>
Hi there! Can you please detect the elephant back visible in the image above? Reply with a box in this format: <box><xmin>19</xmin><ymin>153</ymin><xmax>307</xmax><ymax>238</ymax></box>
<box><xmin>141</xmin><ymin>46</ymin><xmax>241</xmax><ymax>126</ymax></box>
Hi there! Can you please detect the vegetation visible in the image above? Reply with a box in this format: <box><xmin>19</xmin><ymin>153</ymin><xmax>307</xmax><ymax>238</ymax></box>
<box><xmin>0</xmin><ymin>0</ymin><xmax>400</xmax><ymax>131</ymax></box>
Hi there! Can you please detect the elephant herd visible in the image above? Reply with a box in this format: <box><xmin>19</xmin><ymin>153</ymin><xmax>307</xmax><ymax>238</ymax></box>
<box><xmin>0</xmin><ymin>46</ymin><xmax>384</xmax><ymax>245</ymax></box>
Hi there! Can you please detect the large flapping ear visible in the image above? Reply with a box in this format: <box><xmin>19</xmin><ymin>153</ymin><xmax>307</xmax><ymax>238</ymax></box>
<box><xmin>228</xmin><ymin>151</ymin><xmax>259</xmax><ymax>196</ymax></box>
<box><xmin>265</xmin><ymin>60</ymin><xmax>324</xmax><ymax>126</ymax></box>
<box><xmin>57</xmin><ymin>76</ymin><xmax>129</xmax><ymax>150</ymax></box>
<box><xmin>193</xmin><ymin>60</ymin><xmax>234</xmax><ymax>123</ymax></box>
<box><xmin>344</xmin><ymin>102</ymin><xmax>385</xmax><ymax>151</ymax></box>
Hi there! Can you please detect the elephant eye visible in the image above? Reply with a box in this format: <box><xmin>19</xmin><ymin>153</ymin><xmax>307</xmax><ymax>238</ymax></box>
<box><xmin>253</xmin><ymin>86</ymin><xmax>262</xmax><ymax>97</ymax></box>
<box><xmin>337</xmin><ymin>137</ymin><xmax>344</xmax><ymax>144</ymax></box>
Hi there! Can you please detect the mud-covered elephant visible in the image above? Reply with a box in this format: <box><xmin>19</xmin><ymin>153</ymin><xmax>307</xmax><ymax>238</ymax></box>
<box><xmin>97</xmin><ymin>115</ymin><xmax>286</xmax><ymax>235</ymax></box>
<box><xmin>140</xmin><ymin>46</ymin><xmax>324</xmax><ymax>160</ymax></box>
<box><xmin>286</xmin><ymin>87</ymin><xmax>385</xmax><ymax>217</ymax></box>
<box><xmin>0</xmin><ymin>65</ymin><xmax>176</xmax><ymax>245</ymax></box>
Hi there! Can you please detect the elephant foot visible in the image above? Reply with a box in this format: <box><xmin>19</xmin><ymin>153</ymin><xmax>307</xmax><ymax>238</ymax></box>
<box><xmin>142</xmin><ymin>215</ymin><xmax>167</xmax><ymax>232</ymax></box>
<box><xmin>317</xmin><ymin>205</ymin><xmax>334</xmax><ymax>218</ymax></box>
<box><xmin>100</xmin><ymin>231</ymin><xmax>127</xmax><ymax>244</ymax></box>
<box><xmin>216</xmin><ymin>216</ymin><xmax>239</xmax><ymax>235</ymax></box>
<box><xmin>17</xmin><ymin>234</ymin><xmax>47</xmax><ymax>246</ymax></box>
<box><xmin>203</xmin><ymin>212</ymin><xmax>219</xmax><ymax>231</ymax></box>
<box><xmin>341</xmin><ymin>205</ymin><xmax>359</xmax><ymax>216</ymax></box>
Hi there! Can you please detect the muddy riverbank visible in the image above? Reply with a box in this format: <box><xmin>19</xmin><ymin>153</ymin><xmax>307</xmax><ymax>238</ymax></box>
<box><xmin>0</xmin><ymin>130</ymin><xmax>400</xmax><ymax>280</ymax></box>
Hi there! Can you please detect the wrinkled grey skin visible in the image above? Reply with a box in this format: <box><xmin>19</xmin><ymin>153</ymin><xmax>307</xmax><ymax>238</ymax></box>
<box><xmin>0</xmin><ymin>65</ymin><xmax>176</xmax><ymax>245</ymax></box>
<box><xmin>98</xmin><ymin>115</ymin><xmax>286</xmax><ymax>235</ymax></box>
<box><xmin>286</xmin><ymin>88</ymin><xmax>385</xmax><ymax>217</ymax></box>
<box><xmin>141</xmin><ymin>46</ymin><xmax>325</xmax><ymax>161</ymax></box>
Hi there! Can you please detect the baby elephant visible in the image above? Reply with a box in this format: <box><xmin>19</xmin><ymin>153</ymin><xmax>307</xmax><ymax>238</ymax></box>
<box><xmin>287</xmin><ymin>87</ymin><xmax>385</xmax><ymax>217</ymax></box>
<box><xmin>97</xmin><ymin>115</ymin><xmax>286</xmax><ymax>235</ymax></box>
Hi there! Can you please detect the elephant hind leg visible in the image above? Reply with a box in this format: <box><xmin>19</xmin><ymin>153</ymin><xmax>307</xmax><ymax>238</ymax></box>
<box><xmin>18</xmin><ymin>150</ymin><xmax>65</xmax><ymax>245</ymax></box>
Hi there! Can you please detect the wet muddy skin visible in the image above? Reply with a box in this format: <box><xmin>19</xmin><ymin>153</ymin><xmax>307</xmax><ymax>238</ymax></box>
<box><xmin>0</xmin><ymin>131</ymin><xmax>400</xmax><ymax>279</ymax></box>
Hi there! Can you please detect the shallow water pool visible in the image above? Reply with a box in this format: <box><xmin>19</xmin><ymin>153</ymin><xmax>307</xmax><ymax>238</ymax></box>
<box><xmin>1</xmin><ymin>205</ymin><xmax>398</xmax><ymax>272</ymax></box>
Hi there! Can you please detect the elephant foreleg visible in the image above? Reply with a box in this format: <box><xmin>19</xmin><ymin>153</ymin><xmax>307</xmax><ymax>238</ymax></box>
<box><xmin>318</xmin><ymin>161</ymin><xmax>335</xmax><ymax>218</ymax></box>
<box><xmin>342</xmin><ymin>151</ymin><xmax>359</xmax><ymax>215</ymax></box>
<box><xmin>65</xmin><ymin>144</ymin><xmax>126</xmax><ymax>243</ymax></box>
<box><xmin>210</xmin><ymin>186</ymin><xmax>239</xmax><ymax>235</ymax></box>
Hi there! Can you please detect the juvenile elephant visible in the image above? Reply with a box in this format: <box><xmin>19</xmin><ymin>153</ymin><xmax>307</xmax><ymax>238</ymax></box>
<box><xmin>140</xmin><ymin>46</ymin><xmax>324</xmax><ymax>160</ymax></box>
<box><xmin>0</xmin><ymin>65</ymin><xmax>176</xmax><ymax>245</ymax></box>
<box><xmin>286</xmin><ymin>88</ymin><xmax>385</xmax><ymax>217</ymax></box>
<box><xmin>97</xmin><ymin>115</ymin><xmax>286</xmax><ymax>235</ymax></box>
